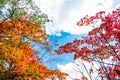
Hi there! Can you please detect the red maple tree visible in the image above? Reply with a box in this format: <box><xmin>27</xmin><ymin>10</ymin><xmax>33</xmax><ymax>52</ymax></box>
<box><xmin>56</xmin><ymin>7</ymin><xmax>120</xmax><ymax>80</ymax></box>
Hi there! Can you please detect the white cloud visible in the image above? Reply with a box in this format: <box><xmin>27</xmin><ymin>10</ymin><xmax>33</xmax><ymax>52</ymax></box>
<box><xmin>57</xmin><ymin>59</ymin><xmax>100</xmax><ymax>80</ymax></box>
<box><xmin>35</xmin><ymin>0</ymin><xmax>116</xmax><ymax>36</ymax></box>
<box><xmin>57</xmin><ymin>62</ymin><xmax>81</xmax><ymax>80</ymax></box>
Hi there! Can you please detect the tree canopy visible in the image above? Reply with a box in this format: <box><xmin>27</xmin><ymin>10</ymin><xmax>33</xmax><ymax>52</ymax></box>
<box><xmin>0</xmin><ymin>0</ymin><xmax>49</xmax><ymax>27</ymax></box>
<box><xmin>0</xmin><ymin>0</ymin><xmax>68</xmax><ymax>79</ymax></box>
<box><xmin>56</xmin><ymin>7</ymin><xmax>120</xmax><ymax>80</ymax></box>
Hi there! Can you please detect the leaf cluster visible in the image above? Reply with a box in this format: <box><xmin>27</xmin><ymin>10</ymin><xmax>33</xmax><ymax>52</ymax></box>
<box><xmin>56</xmin><ymin>7</ymin><xmax>120</xmax><ymax>80</ymax></box>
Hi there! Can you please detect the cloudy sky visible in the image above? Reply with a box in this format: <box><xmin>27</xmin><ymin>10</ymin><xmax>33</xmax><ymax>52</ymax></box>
<box><xmin>35</xmin><ymin>0</ymin><xmax>120</xmax><ymax>79</ymax></box>
<box><xmin>35</xmin><ymin>0</ymin><xmax>119</xmax><ymax>36</ymax></box>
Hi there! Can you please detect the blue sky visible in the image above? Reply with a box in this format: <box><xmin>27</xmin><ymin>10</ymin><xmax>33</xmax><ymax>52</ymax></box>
<box><xmin>34</xmin><ymin>0</ymin><xmax>120</xmax><ymax>79</ymax></box>
<box><xmin>46</xmin><ymin>32</ymin><xmax>87</xmax><ymax>65</ymax></box>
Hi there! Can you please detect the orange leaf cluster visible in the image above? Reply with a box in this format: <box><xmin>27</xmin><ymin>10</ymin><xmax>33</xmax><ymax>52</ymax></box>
<box><xmin>0</xmin><ymin>18</ymin><xmax>68</xmax><ymax>79</ymax></box>
<box><xmin>0</xmin><ymin>17</ymin><xmax>46</xmax><ymax>47</ymax></box>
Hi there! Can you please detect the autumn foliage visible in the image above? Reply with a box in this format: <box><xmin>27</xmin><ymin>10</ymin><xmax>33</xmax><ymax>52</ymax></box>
<box><xmin>0</xmin><ymin>18</ymin><xmax>68</xmax><ymax>79</ymax></box>
<box><xmin>56</xmin><ymin>7</ymin><xmax>120</xmax><ymax>79</ymax></box>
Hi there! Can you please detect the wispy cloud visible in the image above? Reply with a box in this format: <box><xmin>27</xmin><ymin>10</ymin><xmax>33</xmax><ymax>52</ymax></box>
<box><xmin>57</xmin><ymin>62</ymin><xmax>81</xmax><ymax>80</ymax></box>
<box><xmin>57</xmin><ymin>59</ymin><xmax>99</xmax><ymax>80</ymax></box>
<box><xmin>35</xmin><ymin>0</ymin><xmax>117</xmax><ymax>36</ymax></box>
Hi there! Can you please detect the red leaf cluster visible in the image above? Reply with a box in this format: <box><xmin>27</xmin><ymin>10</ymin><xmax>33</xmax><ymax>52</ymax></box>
<box><xmin>56</xmin><ymin>7</ymin><xmax>120</xmax><ymax>79</ymax></box>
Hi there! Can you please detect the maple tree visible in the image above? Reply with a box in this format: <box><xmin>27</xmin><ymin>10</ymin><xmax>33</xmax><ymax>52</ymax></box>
<box><xmin>56</xmin><ymin>7</ymin><xmax>120</xmax><ymax>80</ymax></box>
<box><xmin>0</xmin><ymin>18</ymin><xmax>68</xmax><ymax>80</ymax></box>
<box><xmin>0</xmin><ymin>17</ymin><xmax>68</xmax><ymax>79</ymax></box>
<box><xmin>0</xmin><ymin>0</ymin><xmax>59</xmax><ymax>65</ymax></box>
<box><xmin>0</xmin><ymin>0</ymin><xmax>68</xmax><ymax>80</ymax></box>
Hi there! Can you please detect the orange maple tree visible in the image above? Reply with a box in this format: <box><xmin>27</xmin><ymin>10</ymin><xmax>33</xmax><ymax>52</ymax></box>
<box><xmin>56</xmin><ymin>7</ymin><xmax>120</xmax><ymax>80</ymax></box>
<box><xmin>0</xmin><ymin>18</ymin><xmax>68</xmax><ymax>79</ymax></box>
